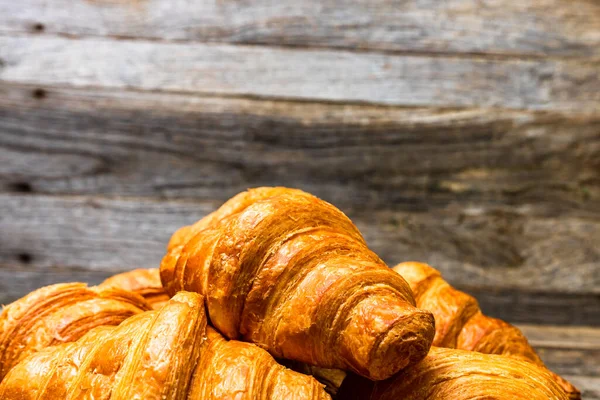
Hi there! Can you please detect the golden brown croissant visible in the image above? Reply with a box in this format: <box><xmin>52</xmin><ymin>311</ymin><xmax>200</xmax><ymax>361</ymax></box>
<box><xmin>0</xmin><ymin>282</ymin><xmax>151</xmax><ymax>381</ymax></box>
<box><xmin>99</xmin><ymin>268</ymin><xmax>169</xmax><ymax>309</ymax></box>
<box><xmin>393</xmin><ymin>262</ymin><xmax>579</xmax><ymax>399</ymax></box>
<box><xmin>161</xmin><ymin>187</ymin><xmax>435</xmax><ymax>380</ymax></box>
<box><xmin>0</xmin><ymin>291</ymin><xmax>331</xmax><ymax>400</ymax></box>
<box><xmin>362</xmin><ymin>347</ymin><xmax>568</xmax><ymax>400</ymax></box>
<box><xmin>192</xmin><ymin>327</ymin><xmax>330</xmax><ymax>400</ymax></box>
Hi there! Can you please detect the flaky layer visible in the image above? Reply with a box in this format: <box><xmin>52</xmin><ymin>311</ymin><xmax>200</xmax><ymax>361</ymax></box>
<box><xmin>393</xmin><ymin>261</ymin><xmax>579</xmax><ymax>399</ymax></box>
<box><xmin>371</xmin><ymin>347</ymin><xmax>568</xmax><ymax>400</ymax></box>
<box><xmin>99</xmin><ymin>268</ymin><xmax>170</xmax><ymax>309</ymax></box>
<box><xmin>0</xmin><ymin>292</ymin><xmax>330</xmax><ymax>400</ymax></box>
<box><xmin>190</xmin><ymin>327</ymin><xmax>330</xmax><ymax>400</ymax></box>
<box><xmin>0</xmin><ymin>283</ymin><xmax>151</xmax><ymax>380</ymax></box>
<box><xmin>161</xmin><ymin>187</ymin><xmax>435</xmax><ymax>380</ymax></box>
<box><xmin>0</xmin><ymin>292</ymin><xmax>204</xmax><ymax>400</ymax></box>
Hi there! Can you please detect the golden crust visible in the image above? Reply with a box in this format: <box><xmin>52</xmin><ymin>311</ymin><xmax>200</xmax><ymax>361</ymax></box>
<box><xmin>189</xmin><ymin>327</ymin><xmax>330</xmax><ymax>400</ymax></box>
<box><xmin>0</xmin><ymin>282</ymin><xmax>151</xmax><ymax>381</ymax></box>
<box><xmin>393</xmin><ymin>261</ymin><xmax>579</xmax><ymax>399</ymax></box>
<box><xmin>160</xmin><ymin>187</ymin><xmax>435</xmax><ymax>380</ymax></box>
<box><xmin>0</xmin><ymin>292</ymin><xmax>331</xmax><ymax>400</ymax></box>
<box><xmin>371</xmin><ymin>347</ymin><xmax>568</xmax><ymax>400</ymax></box>
<box><xmin>99</xmin><ymin>268</ymin><xmax>170</xmax><ymax>309</ymax></box>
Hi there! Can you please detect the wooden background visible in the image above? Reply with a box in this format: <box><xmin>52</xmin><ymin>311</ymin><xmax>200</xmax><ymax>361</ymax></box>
<box><xmin>0</xmin><ymin>0</ymin><xmax>598</xmax><ymax>396</ymax></box>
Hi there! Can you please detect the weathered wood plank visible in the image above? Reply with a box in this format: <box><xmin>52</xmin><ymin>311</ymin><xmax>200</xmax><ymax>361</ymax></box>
<box><xmin>1</xmin><ymin>36</ymin><xmax>599</xmax><ymax>111</ymax></box>
<box><xmin>360</xmin><ymin>209</ymin><xmax>599</xmax><ymax>294</ymax></box>
<box><xmin>536</xmin><ymin>346</ymin><xmax>600</xmax><ymax>378</ymax></box>
<box><xmin>1</xmin><ymin>0</ymin><xmax>599</xmax><ymax>58</ymax></box>
<box><xmin>0</xmin><ymin>194</ymin><xmax>217</xmax><ymax>272</ymax></box>
<box><xmin>516</xmin><ymin>325</ymin><xmax>600</xmax><ymax>377</ymax></box>
<box><xmin>0</xmin><ymin>264</ymin><xmax>115</xmax><ymax>305</ymax></box>
<box><xmin>464</xmin><ymin>289</ymin><xmax>600</xmax><ymax>326</ymax></box>
<box><xmin>516</xmin><ymin>325</ymin><xmax>600</xmax><ymax>395</ymax></box>
<box><xmin>1</xmin><ymin>84</ymin><xmax>598</xmax><ymax>215</ymax></box>
<box><xmin>0</xmin><ymin>194</ymin><xmax>598</xmax><ymax>325</ymax></box>
<box><xmin>519</xmin><ymin>324</ymin><xmax>600</xmax><ymax>348</ymax></box>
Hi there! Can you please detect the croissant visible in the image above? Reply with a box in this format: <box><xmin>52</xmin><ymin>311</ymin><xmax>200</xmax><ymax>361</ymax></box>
<box><xmin>99</xmin><ymin>268</ymin><xmax>169</xmax><ymax>309</ymax></box>
<box><xmin>160</xmin><ymin>187</ymin><xmax>435</xmax><ymax>380</ymax></box>
<box><xmin>340</xmin><ymin>347</ymin><xmax>567</xmax><ymax>400</ymax></box>
<box><xmin>0</xmin><ymin>282</ymin><xmax>151</xmax><ymax>381</ymax></box>
<box><xmin>393</xmin><ymin>262</ymin><xmax>579</xmax><ymax>399</ymax></box>
<box><xmin>0</xmin><ymin>291</ymin><xmax>331</xmax><ymax>400</ymax></box>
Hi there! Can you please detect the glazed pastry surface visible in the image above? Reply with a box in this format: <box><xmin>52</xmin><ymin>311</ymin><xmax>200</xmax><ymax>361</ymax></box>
<box><xmin>0</xmin><ymin>282</ymin><xmax>151</xmax><ymax>381</ymax></box>
<box><xmin>0</xmin><ymin>292</ymin><xmax>330</xmax><ymax>400</ymax></box>
<box><xmin>370</xmin><ymin>346</ymin><xmax>568</xmax><ymax>400</ymax></box>
<box><xmin>100</xmin><ymin>268</ymin><xmax>169</xmax><ymax>309</ymax></box>
<box><xmin>161</xmin><ymin>187</ymin><xmax>435</xmax><ymax>380</ymax></box>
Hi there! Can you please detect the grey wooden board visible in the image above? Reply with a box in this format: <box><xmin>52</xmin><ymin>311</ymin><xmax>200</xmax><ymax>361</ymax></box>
<box><xmin>1</xmin><ymin>36</ymin><xmax>600</xmax><ymax>111</ymax></box>
<box><xmin>1</xmin><ymin>83</ymin><xmax>599</xmax><ymax>215</ymax></box>
<box><xmin>517</xmin><ymin>325</ymin><xmax>600</xmax><ymax>383</ymax></box>
<box><xmin>0</xmin><ymin>194</ymin><xmax>598</xmax><ymax>325</ymax></box>
<box><xmin>1</xmin><ymin>0</ymin><xmax>599</xmax><ymax>58</ymax></box>
<box><xmin>458</xmin><ymin>288</ymin><xmax>600</xmax><ymax>326</ymax></box>
<box><xmin>517</xmin><ymin>325</ymin><xmax>600</xmax><ymax>397</ymax></box>
<box><xmin>519</xmin><ymin>324</ymin><xmax>600</xmax><ymax>348</ymax></box>
<box><xmin>0</xmin><ymin>265</ymin><xmax>116</xmax><ymax>303</ymax></box>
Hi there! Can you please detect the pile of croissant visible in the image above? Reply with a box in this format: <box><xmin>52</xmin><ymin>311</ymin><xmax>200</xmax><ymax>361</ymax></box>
<box><xmin>0</xmin><ymin>187</ymin><xmax>579</xmax><ymax>399</ymax></box>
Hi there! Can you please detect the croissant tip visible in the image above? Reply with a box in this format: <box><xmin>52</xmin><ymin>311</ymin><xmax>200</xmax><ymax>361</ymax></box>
<box><xmin>366</xmin><ymin>310</ymin><xmax>435</xmax><ymax>381</ymax></box>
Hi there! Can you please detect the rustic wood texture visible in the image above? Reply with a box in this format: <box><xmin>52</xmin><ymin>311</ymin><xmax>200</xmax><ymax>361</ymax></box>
<box><xmin>1</xmin><ymin>0</ymin><xmax>599</xmax><ymax>58</ymax></box>
<box><xmin>1</xmin><ymin>36</ymin><xmax>600</xmax><ymax>111</ymax></box>
<box><xmin>460</xmin><ymin>289</ymin><xmax>600</xmax><ymax>326</ymax></box>
<box><xmin>518</xmin><ymin>324</ymin><xmax>600</xmax><ymax>377</ymax></box>
<box><xmin>1</xmin><ymin>84</ymin><xmax>598</xmax><ymax>211</ymax></box>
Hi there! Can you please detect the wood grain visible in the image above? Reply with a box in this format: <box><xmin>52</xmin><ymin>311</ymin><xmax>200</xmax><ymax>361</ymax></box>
<box><xmin>1</xmin><ymin>84</ymin><xmax>598</xmax><ymax>214</ymax></box>
<box><xmin>1</xmin><ymin>0</ymin><xmax>599</xmax><ymax>58</ymax></box>
<box><xmin>465</xmin><ymin>289</ymin><xmax>600</xmax><ymax>326</ymax></box>
<box><xmin>0</xmin><ymin>264</ymin><xmax>115</xmax><ymax>305</ymax></box>
<box><xmin>519</xmin><ymin>324</ymin><xmax>600</xmax><ymax>348</ymax></box>
<box><xmin>517</xmin><ymin>324</ymin><xmax>600</xmax><ymax>377</ymax></box>
<box><xmin>1</xmin><ymin>194</ymin><xmax>598</xmax><ymax>325</ymax></box>
<box><xmin>1</xmin><ymin>36</ymin><xmax>600</xmax><ymax>111</ymax></box>
<box><xmin>358</xmin><ymin>209</ymin><xmax>600</xmax><ymax>295</ymax></box>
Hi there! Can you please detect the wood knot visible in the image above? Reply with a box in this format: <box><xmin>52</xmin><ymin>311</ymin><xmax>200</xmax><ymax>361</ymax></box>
<box><xmin>32</xmin><ymin>88</ymin><xmax>47</xmax><ymax>99</ymax></box>
<box><xmin>17</xmin><ymin>253</ymin><xmax>33</xmax><ymax>264</ymax></box>
<box><xmin>8</xmin><ymin>181</ymin><xmax>33</xmax><ymax>193</ymax></box>
<box><xmin>32</xmin><ymin>23</ymin><xmax>45</xmax><ymax>33</ymax></box>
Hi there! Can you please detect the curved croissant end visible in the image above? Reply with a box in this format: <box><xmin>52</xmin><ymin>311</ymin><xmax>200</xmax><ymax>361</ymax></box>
<box><xmin>393</xmin><ymin>262</ymin><xmax>579</xmax><ymax>399</ymax></box>
<box><xmin>371</xmin><ymin>347</ymin><xmax>568</xmax><ymax>400</ymax></box>
<box><xmin>161</xmin><ymin>187</ymin><xmax>435</xmax><ymax>380</ymax></box>
<box><xmin>99</xmin><ymin>268</ymin><xmax>169</xmax><ymax>310</ymax></box>
<box><xmin>190</xmin><ymin>327</ymin><xmax>330</xmax><ymax>400</ymax></box>
<box><xmin>0</xmin><ymin>292</ymin><xmax>331</xmax><ymax>400</ymax></box>
<box><xmin>0</xmin><ymin>282</ymin><xmax>151</xmax><ymax>381</ymax></box>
